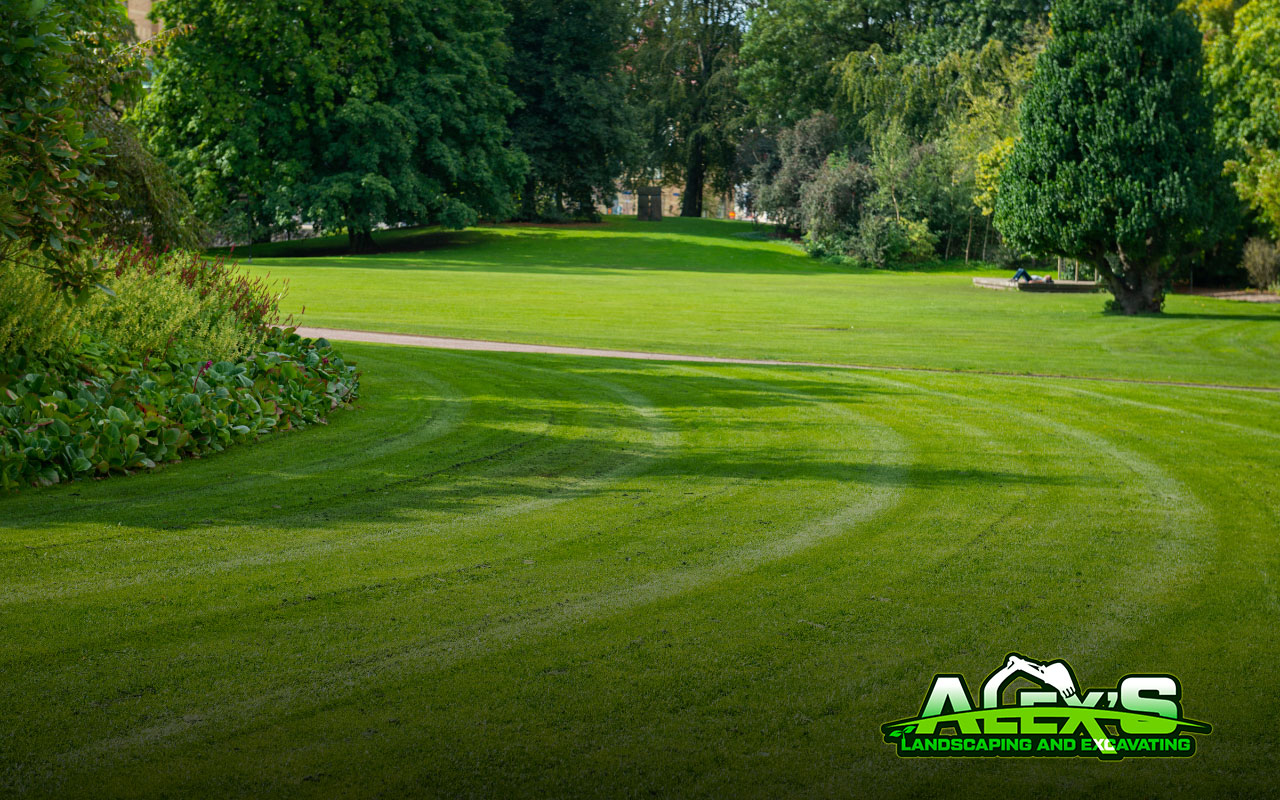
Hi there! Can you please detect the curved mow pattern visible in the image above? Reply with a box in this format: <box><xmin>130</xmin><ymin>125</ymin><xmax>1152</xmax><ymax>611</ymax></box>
<box><xmin>1</xmin><ymin>343</ymin><xmax>1275</xmax><ymax>796</ymax></box>
<box><xmin>52</xmin><ymin>358</ymin><xmax>913</xmax><ymax>770</ymax></box>
<box><xmin>855</xmin><ymin>372</ymin><xmax>1216</xmax><ymax>664</ymax></box>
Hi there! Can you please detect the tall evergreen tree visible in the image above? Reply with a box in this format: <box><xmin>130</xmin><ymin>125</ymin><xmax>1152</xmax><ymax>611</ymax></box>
<box><xmin>627</xmin><ymin>0</ymin><xmax>745</xmax><ymax>217</ymax></box>
<box><xmin>995</xmin><ymin>0</ymin><xmax>1231</xmax><ymax>314</ymax></box>
<box><xmin>139</xmin><ymin>0</ymin><xmax>525</xmax><ymax>252</ymax></box>
<box><xmin>506</xmin><ymin>0</ymin><xmax>633</xmax><ymax>219</ymax></box>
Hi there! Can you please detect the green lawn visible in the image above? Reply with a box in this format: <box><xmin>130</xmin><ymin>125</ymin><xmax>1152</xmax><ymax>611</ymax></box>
<box><xmin>243</xmin><ymin>217</ymin><xmax>1280</xmax><ymax>387</ymax></box>
<box><xmin>3</xmin><ymin>220</ymin><xmax>1279</xmax><ymax>796</ymax></box>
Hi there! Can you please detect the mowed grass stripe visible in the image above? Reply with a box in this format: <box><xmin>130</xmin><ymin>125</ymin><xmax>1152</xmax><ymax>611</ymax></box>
<box><xmin>35</xmin><ymin>361</ymin><xmax>1248</xmax><ymax>796</ymax></box>
<box><xmin>859</xmin><ymin>372</ymin><xmax>1215</xmax><ymax>664</ymax></box>
<box><xmin>3</xmin><ymin>344</ymin><xmax>1278</xmax><ymax>796</ymax></box>
<box><xmin>0</xmin><ymin>354</ymin><xmax>676</xmax><ymax>615</ymax></box>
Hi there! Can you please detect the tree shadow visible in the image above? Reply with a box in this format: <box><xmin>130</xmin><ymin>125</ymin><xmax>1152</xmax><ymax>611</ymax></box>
<box><xmin>1156</xmin><ymin>312</ymin><xmax>1280</xmax><ymax>322</ymax></box>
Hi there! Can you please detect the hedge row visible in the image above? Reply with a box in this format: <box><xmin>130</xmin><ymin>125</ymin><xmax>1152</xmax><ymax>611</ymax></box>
<box><xmin>0</xmin><ymin>328</ymin><xmax>358</xmax><ymax>491</ymax></box>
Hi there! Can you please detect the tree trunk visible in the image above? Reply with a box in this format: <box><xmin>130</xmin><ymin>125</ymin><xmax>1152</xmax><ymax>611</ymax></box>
<box><xmin>521</xmin><ymin>175</ymin><xmax>538</xmax><ymax>221</ymax></box>
<box><xmin>348</xmin><ymin>227</ymin><xmax>375</xmax><ymax>254</ymax></box>
<box><xmin>1098</xmin><ymin>260</ymin><xmax>1165</xmax><ymax>314</ymax></box>
<box><xmin>964</xmin><ymin>212</ymin><xmax>974</xmax><ymax>264</ymax></box>
<box><xmin>682</xmin><ymin>136</ymin><xmax>706</xmax><ymax>218</ymax></box>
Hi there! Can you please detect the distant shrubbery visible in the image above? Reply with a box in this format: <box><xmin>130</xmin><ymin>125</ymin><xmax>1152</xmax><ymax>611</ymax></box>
<box><xmin>1242</xmin><ymin>238</ymin><xmax>1280</xmax><ymax>291</ymax></box>
<box><xmin>746</xmin><ymin>35</ymin><xmax>1043</xmax><ymax>270</ymax></box>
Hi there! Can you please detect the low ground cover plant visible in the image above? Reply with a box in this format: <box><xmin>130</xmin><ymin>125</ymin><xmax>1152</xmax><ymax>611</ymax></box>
<box><xmin>0</xmin><ymin>244</ymin><xmax>360</xmax><ymax>491</ymax></box>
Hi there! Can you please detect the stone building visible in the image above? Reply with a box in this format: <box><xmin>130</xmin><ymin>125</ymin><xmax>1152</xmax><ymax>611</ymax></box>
<box><xmin>602</xmin><ymin>185</ymin><xmax>741</xmax><ymax>220</ymax></box>
<box><xmin>123</xmin><ymin>0</ymin><xmax>161</xmax><ymax>40</ymax></box>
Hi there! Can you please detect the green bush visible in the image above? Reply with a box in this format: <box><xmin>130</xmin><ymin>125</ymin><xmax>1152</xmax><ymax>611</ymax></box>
<box><xmin>84</xmin><ymin>251</ymin><xmax>274</xmax><ymax>360</ymax></box>
<box><xmin>1</xmin><ymin>243</ymin><xmax>288</xmax><ymax>361</ymax></box>
<box><xmin>0</xmin><ymin>236</ymin><xmax>352</xmax><ymax>492</ymax></box>
<box><xmin>799</xmin><ymin>154</ymin><xmax>874</xmax><ymax>243</ymax></box>
<box><xmin>0</xmin><ymin>328</ymin><xmax>359</xmax><ymax>491</ymax></box>
<box><xmin>0</xmin><ymin>260</ymin><xmax>78</xmax><ymax>359</ymax></box>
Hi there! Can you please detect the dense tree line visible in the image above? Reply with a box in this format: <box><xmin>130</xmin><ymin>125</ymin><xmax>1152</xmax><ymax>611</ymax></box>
<box><xmin>4</xmin><ymin>0</ymin><xmax>1278</xmax><ymax>312</ymax></box>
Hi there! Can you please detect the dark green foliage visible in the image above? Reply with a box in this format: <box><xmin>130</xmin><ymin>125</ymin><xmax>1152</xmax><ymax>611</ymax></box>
<box><xmin>995</xmin><ymin>0</ymin><xmax>1231</xmax><ymax>313</ymax></box>
<box><xmin>0</xmin><ymin>0</ymin><xmax>119</xmax><ymax>294</ymax></box>
<box><xmin>90</xmin><ymin>110</ymin><xmax>202</xmax><ymax>251</ymax></box>
<box><xmin>1</xmin><ymin>0</ymin><xmax>201</xmax><ymax>287</ymax></box>
<box><xmin>140</xmin><ymin>0</ymin><xmax>526</xmax><ymax>252</ymax></box>
<box><xmin>0</xmin><ymin>329</ymin><xmax>359</xmax><ymax>491</ymax></box>
<box><xmin>626</xmin><ymin>0</ymin><xmax>745</xmax><ymax>217</ymax></box>
<box><xmin>797</xmin><ymin>154</ymin><xmax>875</xmax><ymax>249</ymax></box>
<box><xmin>751</xmin><ymin>112</ymin><xmax>843</xmax><ymax>231</ymax></box>
<box><xmin>901</xmin><ymin>1</ymin><xmax>1049</xmax><ymax>61</ymax></box>
<box><xmin>739</xmin><ymin>0</ymin><xmax>896</xmax><ymax>126</ymax></box>
<box><xmin>506</xmin><ymin>0</ymin><xmax>633</xmax><ymax>219</ymax></box>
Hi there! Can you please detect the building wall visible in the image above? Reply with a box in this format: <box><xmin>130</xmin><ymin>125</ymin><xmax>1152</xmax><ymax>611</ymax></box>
<box><xmin>602</xmin><ymin>185</ymin><xmax>740</xmax><ymax>220</ymax></box>
<box><xmin>124</xmin><ymin>0</ymin><xmax>161</xmax><ymax>41</ymax></box>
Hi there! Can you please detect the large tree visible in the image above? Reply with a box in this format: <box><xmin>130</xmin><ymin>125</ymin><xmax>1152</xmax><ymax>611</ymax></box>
<box><xmin>995</xmin><ymin>0</ymin><xmax>1231</xmax><ymax>314</ymax></box>
<box><xmin>627</xmin><ymin>0</ymin><xmax>745</xmax><ymax>217</ymax></box>
<box><xmin>739</xmin><ymin>0</ymin><xmax>1047</xmax><ymax>129</ymax></box>
<box><xmin>505</xmin><ymin>0</ymin><xmax>633</xmax><ymax>219</ymax></box>
<box><xmin>901</xmin><ymin>1</ymin><xmax>1050</xmax><ymax>61</ymax></box>
<box><xmin>139</xmin><ymin>0</ymin><xmax>525</xmax><ymax>252</ymax></box>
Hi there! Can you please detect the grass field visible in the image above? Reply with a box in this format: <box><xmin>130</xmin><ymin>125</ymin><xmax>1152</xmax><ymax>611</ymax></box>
<box><xmin>4</xmin><ymin>218</ymin><xmax>1279</xmax><ymax>797</ymax></box>
<box><xmin>240</xmin><ymin>217</ymin><xmax>1280</xmax><ymax>387</ymax></box>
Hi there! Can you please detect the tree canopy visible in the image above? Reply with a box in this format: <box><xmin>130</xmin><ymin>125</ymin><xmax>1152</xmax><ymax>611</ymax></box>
<box><xmin>139</xmin><ymin>0</ymin><xmax>526</xmax><ymax>251</ymax></box>
<box><xmin>1196</xmin><ymin>0</ymin><xmax>1280</xmax><ymax>237</ymax></box>
<box><xmin>505</xmin><ymin>0</ymin><xmax>633</xmax><ymax>220</ymax></box>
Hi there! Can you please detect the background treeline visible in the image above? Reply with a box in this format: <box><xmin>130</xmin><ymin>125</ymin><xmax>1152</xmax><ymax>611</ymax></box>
<box><xmin>3</xmin><ymin>0</ymin><xmax>1279</xmax><ymax>289</ymax></box>
<box><xmin>741</xmin><ymin>0</ymin><xmax>1279</xmax><ymax>285</ymax></box>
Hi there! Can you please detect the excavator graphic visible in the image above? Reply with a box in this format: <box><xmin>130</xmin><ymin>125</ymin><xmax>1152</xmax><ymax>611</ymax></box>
<box><xmin>982</xmin><ymin>653</ymin><xmax>1084</xmax><ymax>708</ymax></box>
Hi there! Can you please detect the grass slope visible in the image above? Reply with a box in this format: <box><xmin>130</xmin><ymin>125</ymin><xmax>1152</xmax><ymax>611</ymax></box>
<box><xmin>241</xmin><ymin>217</ymin><xmax>1280</xmax><ymax>387</ymax></box>
<box><xmin>2</xmin><ymin>343</ymin><xmax>1277</xmax><ymax>797</ymax></box>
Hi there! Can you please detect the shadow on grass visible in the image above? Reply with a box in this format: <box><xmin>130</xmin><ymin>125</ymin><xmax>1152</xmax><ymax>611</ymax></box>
<box><xmin>1156</xmin><ymin>312</ymin><xmax>1280</xmax><ymax>322</ymax></box>
<box><xmin>0</xmin><ymin>349</ymin><xmax>1094</xmax><ymax>536</ymax></box>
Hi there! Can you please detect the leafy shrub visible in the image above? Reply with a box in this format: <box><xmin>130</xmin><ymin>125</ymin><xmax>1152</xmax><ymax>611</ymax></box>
<box><xmin>0</xmin><ymin>0</ymin><xmax>135</xmax><ymax>295</ymax></box>
<box><xmin>0</xmin><ymin>328</ymin><xmax>358</xmax><ymax>491</ymax></box>
<box><xmin>0</xmin><ymin>261</ymin><xmax>77</xmax><ymax>359</ymax></box>
<box><xmin>752</xmin><ymin>113</ymin><xmax>843</xmax><ymax>232</ymax></box>
<box><xmin>832</xmin><ymin>215</ymin><xmax>937</xmax><ymax>268</ymax></box>
<box><xmin>845</xmin><ymin>215</ymin><xmax>909</xmax><ymax>267</ymax></box>
<box><xmin>1242</xmin><ymin>237</ymin><xmax>1280</xmax><ymax>290</ymax></box>
<box><xmin>799</xmin><ymin>154</ymin><xmax>875</xmax><ymax>242</ymax></box>
<box><xmin>81</xmin><ymin>244</ymin><xmax>288</xmax><ymax>360</ymax></box>
<box><xmin>79</xmin><ymin>267</ymin><xmax>249</xmax><ymax>360</ymax></box>
<box><xmin>897</xmin><ymin>218</ymin><xmax>938</xmax><ymax>262</ymax></box>
<box><xmin>0</xmin><ymin>242</ymin><xmax>290</xmax><ymax>362</ymax></box>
